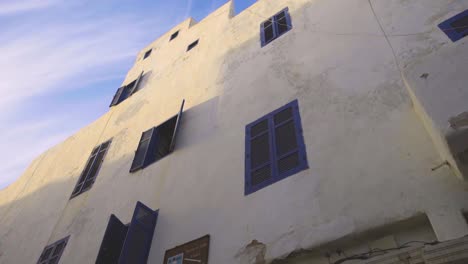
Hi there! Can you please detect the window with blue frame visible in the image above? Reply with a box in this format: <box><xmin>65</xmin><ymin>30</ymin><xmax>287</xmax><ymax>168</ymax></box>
<box><xmin>438</xmin><ymin>9</ymin><xmax>468</xmax><ymax>42</ymax></box>
<box><xmin>260</xmin><ymin>7</ymin><xmax>292</xmax><ymax>47</ymax></box>
<box><xmin>130</xmin><ymin>100</ymin><xmax>185</xmax><ymax>172</ymax></box>
<box><xmin>109</xmin><ymin>71</ymin><xmax>144</xmax><ymax>107</ymax></box>
<box><xmin>37</xmin><ymin>236</ymin><xmax>69</xmax><ymax>264</ymax></box>
<box><xmin>96</xmin><ymin>201</ymin><xmax>159</xmax><ymax>264</ymax></box>
<box><xmin>245</xmin><ymin>100</ymin><xmax>308</xmax><ymax>195</ymax></box>
<box><xmin>143</xmin><ymin>49</ymin><xmax>152</xmax><ymax>60</ymax></box>
<box><xmin>70</xmin><ymin>139</ymin><xmax>112</xmax><ymax>199</ymax></box>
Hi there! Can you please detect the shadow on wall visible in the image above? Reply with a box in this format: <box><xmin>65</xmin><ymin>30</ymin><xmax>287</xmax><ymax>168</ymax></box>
<box><xmin>0</xmin><ymin>94</ymin><xmax>223</xmax><ymax>264</ymax></box>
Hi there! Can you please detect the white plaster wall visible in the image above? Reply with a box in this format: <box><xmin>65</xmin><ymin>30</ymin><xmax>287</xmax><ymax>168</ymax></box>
<box><xmin>0</xmin><ymin>0</ymin><xmax>467</xmax><ymax>264</ymax></box>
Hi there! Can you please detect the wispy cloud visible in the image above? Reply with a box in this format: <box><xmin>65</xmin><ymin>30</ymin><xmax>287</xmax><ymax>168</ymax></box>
<box><xmin>0</xmin><ymin>0</ymin><xmax>59</xmax><ymax>16</ymax></box>
<box><xmin>0</xmin><ymin>0</ymin><xmax>181</xmax><ymax>188</ymax></box>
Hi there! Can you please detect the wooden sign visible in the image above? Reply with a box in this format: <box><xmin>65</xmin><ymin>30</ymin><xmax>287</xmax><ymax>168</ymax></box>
<box><xmin>163</xmin><ymin>235</ymin><xmax>210</xmax><ymax>264</ymax></box>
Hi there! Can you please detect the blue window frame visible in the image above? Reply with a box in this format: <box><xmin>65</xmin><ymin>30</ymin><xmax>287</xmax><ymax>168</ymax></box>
<box><xmin>143</xmin><ymin>49</ymin><xmax>152</xmax><ymax>60</ymax></box>
<box><xmin>37</xmin><ymin>236</ymin><xmax>69</xmax><ymax>264</ymax></box>
<box><xmin>187</xmin><ymin>39</ymin><xmax>199</xmax><ymax>51</ymax></box>
<box><xmin>245</xmin><ymin>100</ymin><xmax>308</xmax><ymax>195</ymax></box>
<box><xmin>109</xmin><ymin>71</ymin><xmax>144</xmax><ymax>107</ymax></box>
<box><xmin>130</xmin><ymin>100</ymin><xmax>185</xmax><ymax>172</ymax></box>
<box><xmin>438</xmin><ymin>9</ymin><xmax>468</xmax><ymax>42</ymax></box>
<box><xmin>260</xmin><ymin>7</ymin><xmax>292</xmax><ymax>47</ymax></box>
<box><xmin>70</xmin><ymin>139</ymin><xmax>112</xmax><ymax>199</ymax></box>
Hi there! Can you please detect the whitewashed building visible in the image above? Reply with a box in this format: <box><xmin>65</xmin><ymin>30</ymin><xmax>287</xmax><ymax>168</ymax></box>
<box><xmin>1</xmin><ymin>0</ymin><xmax>468</xmax><ymax>263</ymax></box>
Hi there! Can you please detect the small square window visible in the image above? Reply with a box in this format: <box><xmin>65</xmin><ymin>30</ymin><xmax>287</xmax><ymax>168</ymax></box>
<box><xmin>143</xmin><ymin>49</ymin><xmax>152</xmax><ymax>60</ymax></box>
<box><xmin>130</xmin><ymin>100</ymin><xmax>185</xmax><ymax>172</ymax></box>
<box><xmin>187</xmin><ymin>39</ymin><xmax>199</xmax><ymax>51</ymax></box>
<box><xmin>170</xmin><ymin>31</ymin><xmax>179</xmax><ymax>41</ymax></box>
<box><xmin>37</xmin><ymin>237</ymin><xmax>69</xmax><ymax>264</ymax></box>
<box><xmin>245</xmin><ymin>100</ymin><xmax>308</xmax><ymax>195</ymax></box>
<box><xmin>70</xmin><ymin>139</ymin><xmax>112</xmax><ymax>199</ymax></box>
<box><xmin>438</xmin><ymin>9</ymin><xmax>468</xmax><ymax>42</ymax></box>
<box><xmin>260</xmin><ymin>8</ymin><xmax>292</xmax><ymax>47</ymax></box>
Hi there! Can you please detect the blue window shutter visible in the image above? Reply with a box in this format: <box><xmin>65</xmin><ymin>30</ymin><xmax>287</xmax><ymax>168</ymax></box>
<box><xmin>285</xmin><ymin>8</ymin><xmax>292</xmax><ymax>31</ymax></box>
<box><xmin>169</xmin><ymin>99</ymin><xmax>185</xmax><ymax>153</ymax></box>
<box><xmin>118</xmin><ymin>202</ymin><xmax>158</xmax><ymax>264</ymax></box>
<box><xmin>260</xmin><ymin>22</ymin><xmax>266</xmax><ymax>46</ymax></box>
<box><xmin>130</xmin><ymin>71</ymin><xmax>144</xmax><ymax>95</ymax></box>
<box><xmin>110</xmin><ymin>87</ymin><xmax>125</xmax><ymax>107</ymax></box>
<box><xmin>245</xmin><ymin>100</ymin><xmax>308</xmax><ymax>195</ymax></box>
<box><xmin>438</xmin><ymin>9</ymin><xmax>468</xmax><ymax>42</ymax></box>
<box><xmin>71</xmin><ymin>140</ymin><xmax>112</xmax><ymax>198</ymax></box>
<box><xmin>130</xmin><ymin>128</ymin><xmax>156</xmax><ymax>172</ymax></box>
<box><xmin>96</xmin><ymin>215</ymin><xmax>129</xmax><ymax>264</ymax></box>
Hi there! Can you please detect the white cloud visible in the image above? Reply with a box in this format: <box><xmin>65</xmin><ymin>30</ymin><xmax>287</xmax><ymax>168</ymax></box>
<box><xmin>0</xmin><ymin>1</ymin><xmax>178</xmax><ymax>188</ymax></box>
<box><xmin>0</xmin><ymin>0</ymin><xmax>59</xmax><ymax>16</ymax></box>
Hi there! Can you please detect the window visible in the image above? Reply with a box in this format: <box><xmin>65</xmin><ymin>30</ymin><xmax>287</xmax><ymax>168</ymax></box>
<box><xmin>130</xmin><ymin>100</ymin><xmax>185</xmax><ymax>172</ymax></box>
<box><xmin>187</xmin><ymin>40</ymin><xmax>199</xmax><ymax>51</ymax></box>
<box><xmin>260</xmin><ymin>7</ymin><xmax>292</xmax><ymax>47</ymax></box>
<box><xmin>245</xmin><ymin>100</ymin><xmax>308</xmax><ymax>195</ymax></box>
<box><xmin>109</xmin><ymin>71</ymin><xmax>144</xmax><ymax>107</ymax></box>
<box><xmin>438</xmin><ymin>9</ymin><xmax>468</xmax><ymax>42</ymax></box>
<box><xmin>37</xmin><ymin>236</ymin><xmax>69</xmax><ymax>264</ymax></box>
<box><xmin>163</xmin><ymin>235</ymin><xmax>210</xmax><ymax>264</ymax></box>
<box><xmin>143</xmin><ymin>49</ymin><xmax>152</xmax><ymax>60</ymax></box>
<box><xmin>96</xmin><ymin>202</ymin><xmax>159</xmax><ymax>264</ymax></box>
<box><xmin>170</xmin><ymin>31</ymin><xmax>179</xmax><ymax>41</ymax></box>
<box><xmin>70</xmin><ymin>139</ymin><xmax>111</xmax><ymax>198</ymax></box>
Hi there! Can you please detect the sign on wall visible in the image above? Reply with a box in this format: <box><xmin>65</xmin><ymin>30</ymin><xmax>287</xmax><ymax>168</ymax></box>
<box><xmin>163</xmin><ymin>235</ymin><xmax>210</xmax><ymax>264</ymax></box>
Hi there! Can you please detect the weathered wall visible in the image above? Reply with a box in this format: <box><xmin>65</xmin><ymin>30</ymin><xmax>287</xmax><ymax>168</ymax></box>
<box><xmin>0</xmin><ymin>0</ymin><xmax>468</xmax><ymax>264</ymax></box>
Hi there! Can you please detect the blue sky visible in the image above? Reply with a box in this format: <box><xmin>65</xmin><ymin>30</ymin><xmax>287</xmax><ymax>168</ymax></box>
<box><xmin>0</xmin><ymin>0</ymin><xmax>256</xmax><ymax>188</ymax></box>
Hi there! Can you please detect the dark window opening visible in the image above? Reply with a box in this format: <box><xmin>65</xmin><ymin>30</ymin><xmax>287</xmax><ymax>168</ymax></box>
<box><xmin>70</xmin><ymin>139</ymin><xmax>111</xmax><ymax>199</ymax></box>
<box><xmin>37</xmin><ymin>237</ymin><xmax>69</xmax><ymax>264</ymax></box>
<box><xmin>96</xmin><ymin>202</ymin><xmax>158</xmax><ymax>264</ymax></box>
<box><xmin>245</xmin><ymin>100</ymin><xmax>308</xmax><ymax>195</ymax></box>
<box><xmin>143</xmin><ymin>49</ymin><xmax>152</xmax><ymax>60</ymax></box>
<box><xmin>438</xmin><ymin>9</ymin><xmax>468</xmax><ymax>42</ymax></box>
<box><xmin>170</xmin><ymin>31</ymin><xmax>179</xmax><ymax>41</ymax></box>
<box><xmin>109</xmin><ymin>71</ymin><xmax>144</xmax><ymax>107</ymax></box>
<box><xmin>130</xmin><ymin>100</ymin><xmax>185</xmax><ymax>172</ymax></box>
<box><xmin>187</xmin><ymin>40</ymin><xmax>199</xmax><ymax>51</ymax></box>
<box><xmin>260</xmin><ymin>8</ymin><xmax>292</xmax><ymax>47</ymax></box>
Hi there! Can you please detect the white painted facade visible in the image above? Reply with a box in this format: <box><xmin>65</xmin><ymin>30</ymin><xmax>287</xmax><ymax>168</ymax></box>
<box><xmin>1</xmin><ymin>0</ymin><xmax>468</xmax><ymax>263</ymax></box>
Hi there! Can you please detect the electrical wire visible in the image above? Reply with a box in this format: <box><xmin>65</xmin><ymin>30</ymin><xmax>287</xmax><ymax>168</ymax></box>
<box><xmin>332</xmin><ymin>240</ymin><xmax>439</xmax><ymax>264</ymax></box>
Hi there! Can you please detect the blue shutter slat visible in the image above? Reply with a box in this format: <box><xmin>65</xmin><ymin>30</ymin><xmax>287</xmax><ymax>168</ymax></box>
<box><xmin>118</xmin><ymin>202</ymin><xmax>158</xmax><ymax>264</ymax></box>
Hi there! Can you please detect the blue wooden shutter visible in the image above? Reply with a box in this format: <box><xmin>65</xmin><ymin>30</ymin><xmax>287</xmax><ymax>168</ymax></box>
<box><xmin>130</xmin><ymin>128</ymin><xmax>156</xmax><ymax>172</ymax></box>
<box><xmin>274</xmin><ymin>8</ymin><xmax>292</xmax><ymax>37</ymax></box>
<box><xmin>110</xmin><ymin>87</ymin><xmax>125</xmax><ymax>107</ymax></box>
<box><xmin>96</xmin><ymin>215</ymin><xmax>129</xmax><ymax>264</ymax></box>
<box><xmin>169</xmin><ymin>99</ymin><xmax>185</xmax><ymax>153</ymax></box>
<box><xmin>245</xmin><ymin>117</ymin><xmax>274</xmax><ymax>194</ymax></box>
<box><xmin>118</xmin><ymin>202</ymin><xmax>158</xmax><ymax>264</ymax></box>
<box><xmin>130</xmin><ymin>71</ymin><xmax>144</xmax><ymax>95</ymax></box>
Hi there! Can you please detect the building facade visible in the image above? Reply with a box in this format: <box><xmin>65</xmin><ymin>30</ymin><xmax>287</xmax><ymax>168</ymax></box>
<box><xmin>1</xmin><ymin>0</ymin><xmax>468</xmax><ymax>263</ymax></box>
